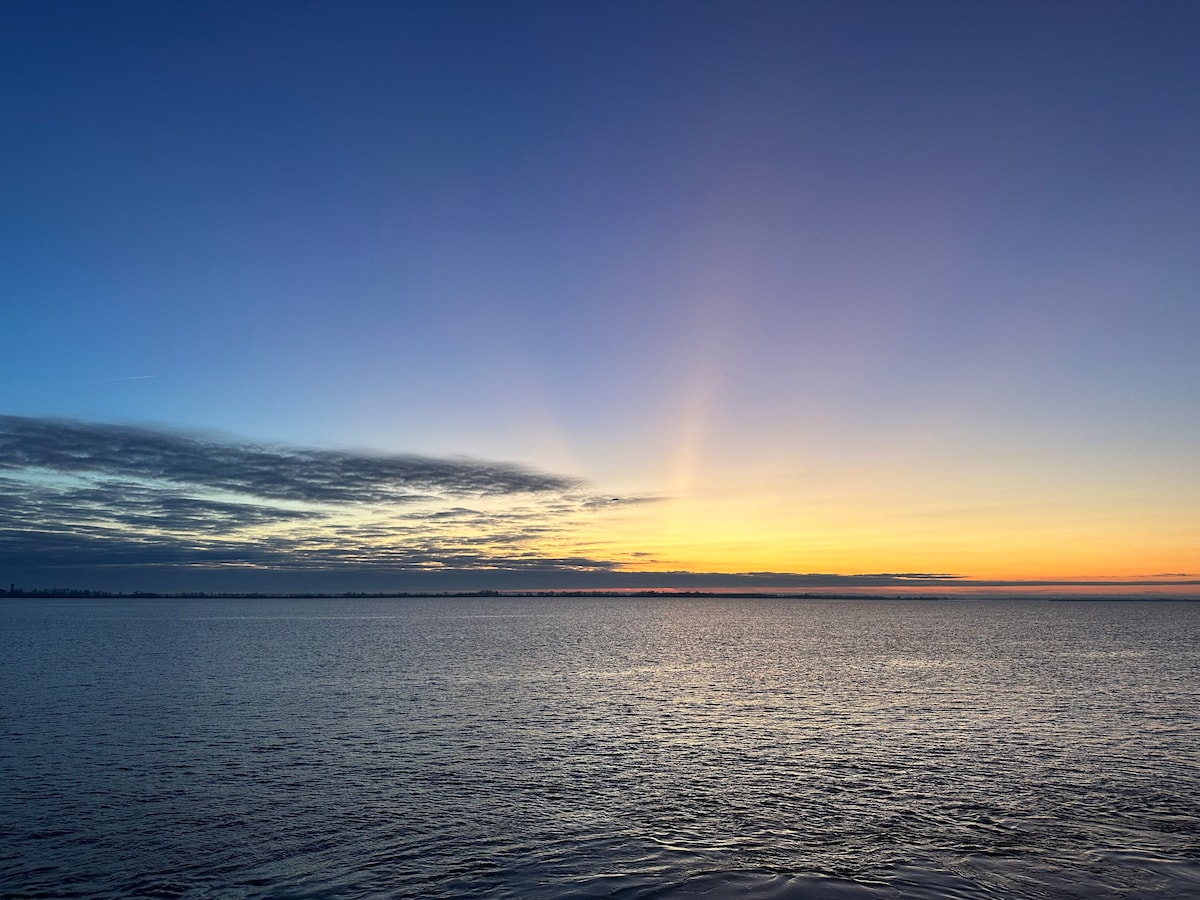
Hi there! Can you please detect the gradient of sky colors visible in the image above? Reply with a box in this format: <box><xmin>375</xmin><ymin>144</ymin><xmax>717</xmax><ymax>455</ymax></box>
<box><xmin>2</xmin><ymin>1</ymin><xmax>1198</xmax><ymax>593</ymax></box>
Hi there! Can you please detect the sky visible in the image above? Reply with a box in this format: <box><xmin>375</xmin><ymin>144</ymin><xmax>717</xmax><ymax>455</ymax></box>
<box><xmin>2</xmin><ymin>1</ymin><xmax>1198</xmax><ymax>595</ymax></box>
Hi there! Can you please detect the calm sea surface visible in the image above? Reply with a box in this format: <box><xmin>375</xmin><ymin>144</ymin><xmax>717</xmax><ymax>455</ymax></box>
<box><xmin>1</xmin><ymin>597</ymin><xmax>1197</xmax><ymax>898</ymax></box>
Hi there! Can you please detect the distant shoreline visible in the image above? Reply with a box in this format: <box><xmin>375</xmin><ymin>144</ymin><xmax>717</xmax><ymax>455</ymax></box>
<box><xmin>3</xmin><ymin>588</ymin><xmax>1196</xmax><ymax>601</ymax></box>
<box><xmin>1</xmin><ymin>588</ymin><xmax>945</xmax><ymax>600</ymax></box>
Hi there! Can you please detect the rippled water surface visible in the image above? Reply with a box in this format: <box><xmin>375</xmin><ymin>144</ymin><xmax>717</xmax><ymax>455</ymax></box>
<box><xmin>2</xmin><ymin>597</ymin><xmax>1198</xmax><ymax>898</ymax></box>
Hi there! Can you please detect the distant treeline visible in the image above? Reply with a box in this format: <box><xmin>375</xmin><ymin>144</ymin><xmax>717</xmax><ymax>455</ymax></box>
<box><xmin>3</xmin><ymin>586</ymin><xmax>506</xmax><ymax>599</ymax></box>
<box><xmin>1</xmin><ymin>586</ymin><xmax>950</xmax><ymax>600</ymax></box>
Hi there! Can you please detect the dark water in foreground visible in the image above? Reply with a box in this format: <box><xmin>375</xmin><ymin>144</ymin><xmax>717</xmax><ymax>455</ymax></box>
<box><xmin>1</xmin><ymin>597</ymin><xmax>1197</xmax><ymax>899</ymax></box>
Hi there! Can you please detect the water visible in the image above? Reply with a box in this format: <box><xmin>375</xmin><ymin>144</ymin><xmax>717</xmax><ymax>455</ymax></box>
<box><xmin>1</xmin><ymin>596</ymin><xmax>1197</xmax><ymax>898</ymax></box>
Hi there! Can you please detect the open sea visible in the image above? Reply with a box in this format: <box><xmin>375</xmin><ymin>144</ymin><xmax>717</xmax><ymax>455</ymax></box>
<box><xmin>1</xmin><ymin>596</ymin><xmax>1197</xmax><ymax>898</ymax></box>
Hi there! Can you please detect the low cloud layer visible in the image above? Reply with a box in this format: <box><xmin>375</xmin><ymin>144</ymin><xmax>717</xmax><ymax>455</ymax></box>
<box><xmin>0</xmin><ymin>416</ymin><xmax>577</xmax><ymax>504</ymax></box>
<box><xmin>0</xmin><ymin>416</ymin><xmax>616</xmax><ymax>586</ymax></box>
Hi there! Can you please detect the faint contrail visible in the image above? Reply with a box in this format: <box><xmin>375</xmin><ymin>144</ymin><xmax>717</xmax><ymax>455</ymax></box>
<box><xmin>100</xmin><ymin>375</ymin><xmax>158</xmax><ymax>382</ymax></box>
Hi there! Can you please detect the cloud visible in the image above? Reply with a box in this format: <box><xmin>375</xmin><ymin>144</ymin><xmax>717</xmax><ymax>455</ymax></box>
<box><xmin>0</xmin><ymin>476</ymin><xmax>325</xmax><ymax>534</ymax></box>
<box><xmin>0</xmin><ymin>528</ymin><xmax>274</xmax><ymax>568</ymax></box>
<box><xmin>579</xmin><ymin>494</ymin><xmax>666</xmax><ymax>509</ymax></box>
<box><xmin>0</xmin><ymin>416</ymin><xmax>628</xmax><ymax>585</ymax></box>
<box><xmin>0</xmin><ymin>415</ymin><xmax>578</xmax><ymax>504</ymax></box>
<box><xmin>0</xmin><ymin>524</ymin><xmax>625</xmax><ymax>575</ymax></box>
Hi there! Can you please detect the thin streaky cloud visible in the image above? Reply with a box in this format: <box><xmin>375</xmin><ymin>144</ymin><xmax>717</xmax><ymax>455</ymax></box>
<box><xmin>0</xmin><ymin>416</ymin><xmax>622</xmax><ymax>583</ymax></box>
<box><xmin>0</xmin><ymin>416</ymin><xmax>579</xmax><ymax>504</ymax></box>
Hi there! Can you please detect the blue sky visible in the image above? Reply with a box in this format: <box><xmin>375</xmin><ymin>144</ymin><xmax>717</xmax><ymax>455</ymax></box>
<box><xmin>2</xmin><ymin>1</ymin><xmax>1198</xmax><ymax>592</ymax></box>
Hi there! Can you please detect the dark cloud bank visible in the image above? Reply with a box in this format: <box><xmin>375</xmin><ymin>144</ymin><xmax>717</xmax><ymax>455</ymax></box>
<box><xmin>0</xmin><ymin>415</ymin><xmax>634</xmax><ymax>590</ymax></box>
<box><xmin>0</xmin><ymin>415</ymin><xmax>576</xmax><ymax>504</ymax></box>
